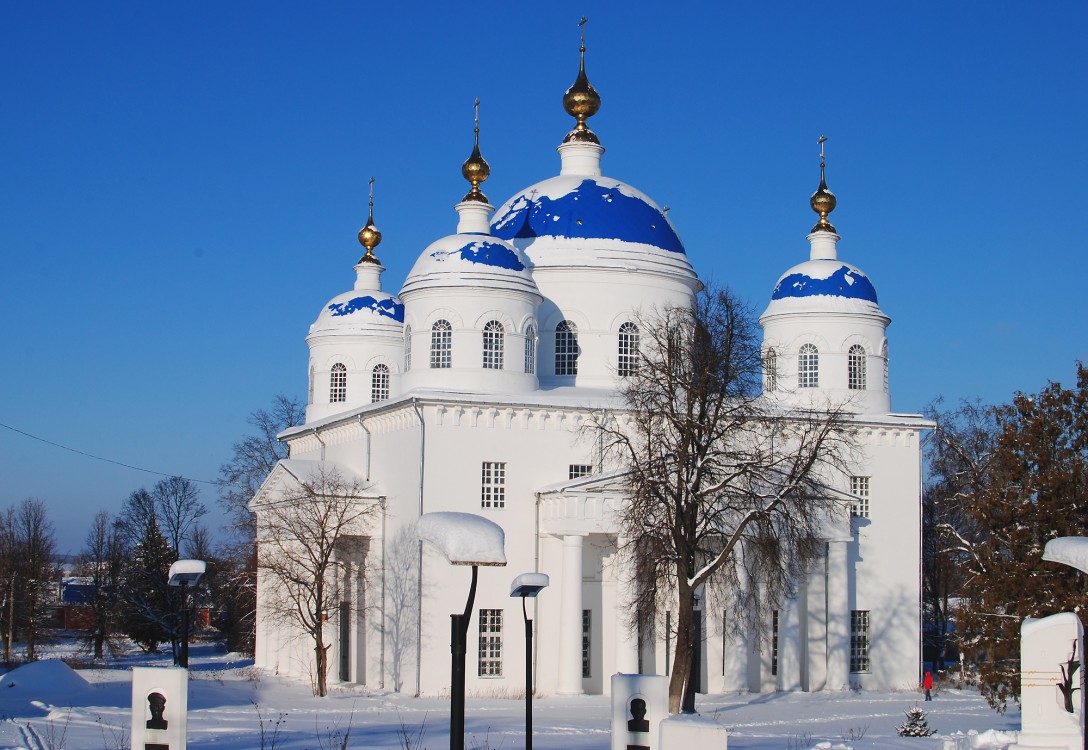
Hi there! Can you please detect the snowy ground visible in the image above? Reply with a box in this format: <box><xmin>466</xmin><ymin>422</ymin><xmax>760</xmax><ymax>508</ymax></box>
<box><xmin>0</xmin><ymin>643</ymin><xmax>1019</xmax><ymax>750</ymax></box>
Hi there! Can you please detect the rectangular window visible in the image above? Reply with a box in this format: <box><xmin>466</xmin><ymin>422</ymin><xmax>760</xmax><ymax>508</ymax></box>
<box><xmin>850</xmin><ymin>476</ymin><xmax>870</xmax><ymax>519</ymax></box>
<box><xmin>481</xmin><ymin>462</ymin><xmax>506</xmax><ymax>508</ymax></box>
<box><xmin>582</xmin><ymin>609</ymin><xmax>592</xmax><ymax>677</ymax></box>
<box><xmin>850</xmin><ymin>610</ymin><xmax>870</xmax><ymax>672</ymax></box>
<box><xmin>569</xmin><ymin>464</ymin><xmax>594</xmax><ymax>480</ymax></box>
<box><xmin>478</xmin><ymin>608</ymin><xmax>502</xmax><ymax>676</ymax></box>
<box><xmin>771</xmin><ymin>610</ymin><xmax>779</xmax><ymax>676</ymax></box>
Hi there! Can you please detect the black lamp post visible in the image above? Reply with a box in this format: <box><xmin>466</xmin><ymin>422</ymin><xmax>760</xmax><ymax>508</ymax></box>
<box><xmin>167</xmin><ymin>559</ymin><xmax>206</xmax><ymax>668</ymax></box>
<box><xmin>415</xmin><ymin>512</ymin><xmax>508</xmax><ymax>750</ymax></box>
<box><xmin>510</xmin><ymin>573</ymin><xmax>549</xmax><ymax>750</ymax></box>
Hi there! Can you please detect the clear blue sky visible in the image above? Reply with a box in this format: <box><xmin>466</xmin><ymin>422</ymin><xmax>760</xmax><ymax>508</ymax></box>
<box><xmin>2</xmin><ymin>2</ymin><xmax>1085</xmax><ymax>553</ymax></box>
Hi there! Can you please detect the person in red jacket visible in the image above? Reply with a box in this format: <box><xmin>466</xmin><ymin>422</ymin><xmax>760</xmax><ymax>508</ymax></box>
<box><xmin>923</xmin><ymin>671</ymin><xmax>934</xmax><ymax>700</ymax></box>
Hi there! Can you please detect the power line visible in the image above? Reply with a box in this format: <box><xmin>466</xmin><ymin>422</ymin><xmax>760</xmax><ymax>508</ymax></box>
<box><xmin>0</xmin><ymin>420</ymin><xmax>218</xmax><ymax>486</ymax></box>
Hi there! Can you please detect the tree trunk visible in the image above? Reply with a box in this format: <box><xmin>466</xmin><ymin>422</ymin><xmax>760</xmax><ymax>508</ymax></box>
<box><xmin>315</xmin><ymin>631</ymin><xmax>329</xmax><ymax>697</ymax></box>
<box><xmin>668</xmin><ymin>585</ymin><xmax>697</xmax><ymax>713</ymax></box>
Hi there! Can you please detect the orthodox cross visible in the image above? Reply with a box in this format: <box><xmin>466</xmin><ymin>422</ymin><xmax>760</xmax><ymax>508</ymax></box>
<box><xmin>818</xmin><ymin>135</ymin><xmax>828</xmax><ymax>170</ymax></box>
<box><xmin>579</xmin><ymin>16</ymin><xmax>588</xmax><ymax>50</ymax></box>
<box><xmin>368</xmin><ymin>176</ymin><xmax>375</xmax><ymax>212</ymax></box>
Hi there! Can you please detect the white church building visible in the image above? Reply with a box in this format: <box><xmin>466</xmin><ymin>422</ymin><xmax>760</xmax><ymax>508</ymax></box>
<box><xmin>252</xmin><ymin>42</ymin><xmax>928</xmax><ymax>697</ymax></box>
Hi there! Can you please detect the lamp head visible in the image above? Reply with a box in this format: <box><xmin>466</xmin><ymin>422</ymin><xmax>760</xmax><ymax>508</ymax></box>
<box><xmin>510</xmin><ymin>572</ymin><xmax>550</xmax><ymax>598</ymax></box>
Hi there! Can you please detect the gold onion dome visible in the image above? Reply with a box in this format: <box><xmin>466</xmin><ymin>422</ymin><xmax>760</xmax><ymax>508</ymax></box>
<box><xmin>462</xmin><ymin>98</ymin><xmax>490</xmax><ymax>203</ymax></box>
<box><xmin>358</xmin><ymin>177</ymin><xmax>383</xmax><ymax>264</ymax></box>
<box><xmin>810</xmin><ymin>135</ymin><xmax>837</xmax><ymax>233</ymax></box>
<box><xmin>562</xmin><ymin>17</ymin><xmax>601</xmax><ymax>144</ymax></box>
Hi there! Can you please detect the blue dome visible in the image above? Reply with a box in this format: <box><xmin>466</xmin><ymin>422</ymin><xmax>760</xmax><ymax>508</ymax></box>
<box><xmin>491</xmin><ymin>176</ymin><xmax>685</xmax><ymax>254</ymax></box>
<box><xmin>400</xmin><ymin>232</ymin><xmax>539</xmax><ymax>298</ymax></box>
<box><xmin>771</xmin><ymin>260</ymin><xmax>878</xmax><ymax>303</ymax></box>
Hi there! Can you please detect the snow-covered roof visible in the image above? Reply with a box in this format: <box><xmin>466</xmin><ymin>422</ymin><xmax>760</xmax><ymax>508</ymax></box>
<box><xmin>491</xmin><ymin>175</ymin><xmax>686</xmax><ymax>256</ymax></box>
<box><xmin>761</xmin><ymin>259</ymin><xmax>887</xmax><ymax>320</ymax></box>
<box><xmin>1043</xmin><ymin>536</ymin><xmax>1088</xmax><ymax>574</ymax></box>
<box><xmin>400</xmin><ymin>233</ymin><xmax>538</xmax><ymax>297</ymax></box>
<box><xmin>309</xmin><ymin>288</ymin><xmax>405</xmax><ymax>336</ymax></box>
<box><xmin>416</xmin><ymin>512</ymin><xmax>506</xmax><ymax>566</ymax></box>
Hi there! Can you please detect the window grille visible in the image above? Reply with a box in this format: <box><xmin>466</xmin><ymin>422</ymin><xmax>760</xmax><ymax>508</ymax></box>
<box><xmin>431</xmin><ymin>320</ymin><xmax>452</xmax><ymax>369</ymax></box>
<box><xmin>764</xmin><ymin>348</ymin><xmax>778</xmax><ymax>391</ymax></box>
<box><xmin>617</xmin><ymin>322</ymin><xmax>639</xmax><ymax>376</ymax></box>
<box><xmin>483</xmin><ymin>320</ymin><xmax>504</xmax><ymax>369</ymax></box>
<box><xmin>524</xmin><ymin>325</ymin><xmax>536</xmax><ymax>374</ymax></box>
<box><xmin>569</xmin><ymin>464</ymin><xmax>594</xmax><ymax>480</ymax></box>
<box><xmin>850</xmin><ymin>610</ymin><xmax>870</xmax><ymax>672</ymax></box>
<box><xmin>582</xmin><ymin>609</ymin><xmax>592</xmax><ymax>677</ymax></box>
<box><xmin>555</xmin><ymin>321</ymin><xmax>578</xmax><ymax>376</ymax></box>
<box><xmin>330</xmin><ymin>363</ymin><xmax>347</xmax><ymax>403</ymax></box>
<box><xmin>850</xmin><ymin>476</ymin><xmax>870</xmax><ymax>519</ymax></box>
<box><xmin>308</xmin><ymin>366</ymin><xmax>315</xmax><ymax>404</ymax></box>
<box><xmin>404</xmin><ymin>325</ymin><xmax>412</xmax><ymax>371</ymax></box>
<box><xmin>481</xmin><ymin>462</ymin><xmax>506</xmax><ymax>508</ymax></box>
<box><xmin>771</xmin><ymin>610</ymin><xmax>779</xmax><ymax>676</ymax></box>
<box><xmin>798</xmin><ymin>344</ymin><xmax>819</xmax><ymax>388</ymax></box>
<box><xmin>848</xmin><ymin>345</ymin><xmax>867</xmax><ymax>390</ymax></box>
<box><xmin>478</xmin><ymin>608</ymin><xmax>502</xmax><ymax>676</ymax></box>
<box><xmin>371</xmin><ymin>364</ymin><xmax>390</xmax><ymax>402</ymax></box>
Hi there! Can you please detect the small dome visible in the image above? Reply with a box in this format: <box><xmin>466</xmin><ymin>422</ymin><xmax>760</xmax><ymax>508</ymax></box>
<box><xmin>400</xmin><ymin>234</ymin><xmax>538</xmax><ymax>297</ymax></box>
<box><xmin>771</xmin><ymin>259</ymin><xmax>877</xmax><ymax>303</ymax></box>
<box><xmin>491</xmin><ymin>175</ymin><xmax>684</xmax><ymax>255</ymax></box>
<box><xmin>309</xmin><ymin>289</ymin><xmax>404</xmax><ymax>336</ymax></box>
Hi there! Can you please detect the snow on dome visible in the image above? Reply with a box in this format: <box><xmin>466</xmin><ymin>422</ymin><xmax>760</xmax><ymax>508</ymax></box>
<box><xmin>771</xmin><ymin>260</ymin><xmax>878</xmax><ymax>303</ymax></box>
<box><xmin>416</xmin><ymin>511</ymin><xmax>507</xmax><ymax>565</ymax></box>
<box><xmin>400</xmin><ymin>232</ymin><xmax>537</xmax><ymax>296</ymax></box>
<box><xmin>491</xmin><ymin>175</ymin><xmax>685</xmax><ymax>255</ymax></box>
<box><xmin>309</xmin><ymin>288</ymin><xmax>404</xmax><ymax>335</ymax></box>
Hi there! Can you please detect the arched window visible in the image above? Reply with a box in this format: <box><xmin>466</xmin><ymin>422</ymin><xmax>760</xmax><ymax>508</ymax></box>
<box><xmin>330</xmin><ymin>363</ymin><xmax>347</xmax><ymax>402</ymax></box>
<box><xmin>308</xmin><ymin>365</ymin><xmax>315</xmax><ymax>404</ymax></box>
<box><xmin>371</xmin><ymin>364</ymin><xmax>390</xmax><ymax>402</ymax></box>
<box><xmin>482</xmin><ymin>320</ymin><xmax>504</xmax><ymax>369</ymax></box>
<box><xmin>404</xmin><ymin>325</ymin><xmax>412</xmax><ymax>371</ymax></box>
<box><xmin>555</xmin><ymin>321</ymin><xmax>578</xmax><ymax>376</ymax></box>
<box><xmin>524</xmin><ymin>325</ymin><xmax>536</xmax><ymax>375</ymax></box>
<box><xmin>848</xmin><ymin>345</ymin><xmax>867</xmax><ymax>390</ymax></box>
<box><xmin>430</xmin><ymin>320</ymin><xmax>452</xmax><ymax>368</ymax></box>
<box><xmin>798</xmin><ymin>344</ymin><xmax>819</xmax><ymax>388</ymax></box>
<box><xmin>764</xmin><ymin>348</ymin><xmax>778</xmax><ymax>391</ymax></box>
<box><xmin>881</xmin><ymin>341</ymin><xmax>889</xmax><ymax>393</ymax></box>
<box><xmin>617</xmin><ymin>322</ymin><xmax>639</xmax><ymax>376</ymax></box>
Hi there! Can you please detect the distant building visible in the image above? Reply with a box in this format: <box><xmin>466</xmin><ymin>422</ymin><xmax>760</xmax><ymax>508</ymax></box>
<box><xmin>252</xmin><ymin>42</ymin><xmax>927</xmax><ymax>696</ymax></box>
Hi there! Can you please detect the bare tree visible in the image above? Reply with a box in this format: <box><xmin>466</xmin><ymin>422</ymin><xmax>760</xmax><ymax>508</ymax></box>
<box><xmin>216</xmin><ymin>395</ymin><xmax>304</xmax><ymax>656</ymax></box>
<box><xmin>219</xmin><ymin>395</ymin><xmax>304</xmax><ymax>540</ymax></box>
<box><xmin>153</xmin><ymin>476</ymin><xmax>206</xmax><ymax>556</ymax></box>
<box><xmin>594</xmin><ymin>287</ymin><xmax>854</xmax><ymax>713</ymax></box>
<box><xmin>79</xmin><ymin>510</ymin><xmax>127</xmax><ymax>659</ymax></box>
<box><xmin>256</xmin><ymin>465</ymin><xmax>377</xmax><ymax>696</ymax></box>
<box><xmin>115</xmin><ymin>488</ymin><xmax>156</xmax><ymax>549</ymax></box>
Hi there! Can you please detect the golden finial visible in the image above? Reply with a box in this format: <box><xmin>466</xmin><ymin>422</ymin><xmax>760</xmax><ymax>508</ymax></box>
<box><xmin>810</xmin><ymin>135</ymin><xmax>837</xmax><ymax>233</ymax></box>
<box><xmin>462</xmin><ymin>98</ymin><xmax>491</xmax><ymax>203</ymax></box>
<box><xmin>562</xmin><ymin>16</ymin><xmax>601</xmax><ymax>144</ymax></box>
<box><xmin>357</xmin><ymin>176</ymin><xmax>383</xmax><ymax>263</ymax></box>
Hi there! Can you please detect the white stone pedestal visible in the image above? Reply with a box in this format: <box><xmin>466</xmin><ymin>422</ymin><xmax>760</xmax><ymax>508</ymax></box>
<box><xmin>611</xmin><ymin>674</ymin><xmax>668</xmax><ymax>750</ymax></box>
<box><xmin>659</xmin><ymin>714</ymin><xmax>729</xmax><ymax>750</ymax></box>
<box><xmin>1009</xmin><ymin>612</ymin><xmax>1083</xmax><ymax>750</ymax></box>
<box><xmin>131</xmin><ymin>666</ymin><xmax>189</xmax><ymax>750</ymax></box>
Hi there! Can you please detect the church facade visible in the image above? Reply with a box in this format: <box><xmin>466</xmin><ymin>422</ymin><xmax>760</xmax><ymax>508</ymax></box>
<box><xmin>251</xmin><ymin>44</ymin><xmax>928</xmax><ymax>697</ymax></box>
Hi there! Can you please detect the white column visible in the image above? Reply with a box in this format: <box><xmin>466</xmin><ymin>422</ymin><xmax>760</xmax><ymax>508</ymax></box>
<box><xmin>805</xmin><ymin>551</ymin><xmax>828</xmax><ymax>691</ymax></box>
<box><xmin>557</xmin><ymin>534</ymin><xmax>586</xmax><ymax>694</ymax></box>
<box><xmin>825</xmin><ymin>540</ymin><xmax>850</xmax><ymax>690</ymax></box>
<box><xmin>778</xmin><ymin>595</ymin><xmax>802</xmax><ymax>691</ymax></box>
<box><xmin>612</xmin><ymin>540</ymin><xmax>640</xmax><ymax>675</ymax></box>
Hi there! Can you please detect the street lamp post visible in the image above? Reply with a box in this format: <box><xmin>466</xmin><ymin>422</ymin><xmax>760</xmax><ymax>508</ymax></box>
<box><xmin>167</xmin><ymin>559</ymin><xmax>206</xmax><ymax>669</ymax></box>
<box><xmin>416</xmin><ymin>512</ymin><xmax>507</xmax><ymax>750</ymax></box>
<box><xmin>510</xmin><ymin>573</ymin><xmax>549</xmax><ymax>750</ymax></box>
